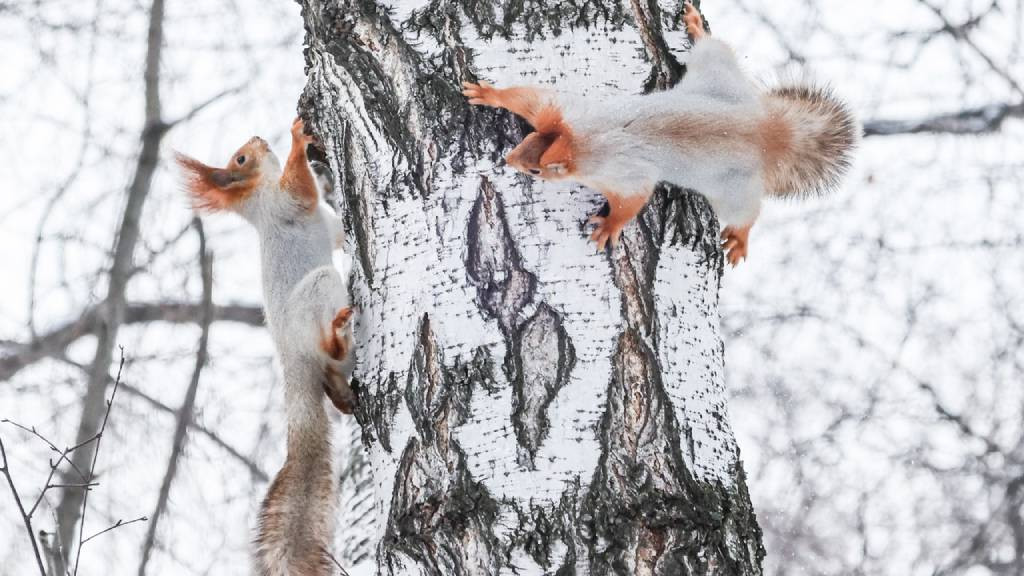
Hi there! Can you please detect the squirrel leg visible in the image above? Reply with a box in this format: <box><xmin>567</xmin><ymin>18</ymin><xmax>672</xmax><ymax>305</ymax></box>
<box><xmin>280</xmin><ymin>118</ymin><xmax>319</xmax><ymax>212</ymax></box>
<box><xmin>721</xmin><ymin>222</ymin><xmax>754</xmax><ymax>267</ymax></box>
<box><xmin>588</xmin><ymin>192</ymin><xmax>651</xmax><ymax>251</ymax></box>
<box><xmin>321</xmin><ymin>306</ymin><xmax>356</xmax><ymax>414</ymax></box>
<box><xmin>461</xmin><ymin>82</ymin><xmax>554</xmax><ymax>127</ymax></box>
<box><xmin>684</xmin><ymin>1</ymin><xmax>707</xmax><ymax>40</ymax></box>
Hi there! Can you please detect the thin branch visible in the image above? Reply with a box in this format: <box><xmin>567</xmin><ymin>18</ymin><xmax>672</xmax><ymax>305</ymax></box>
<box><xmin>165</xmin><ymin>83</ymin><xmax>247</xmax><ymax>129</ymax></box>
<box><xmin>81</xmin><ymin>516</ymin><xmax>149</xmax><ymax>546</ymax></box>
<box><xmin>327</xmin><ymin>550</ymin><xmax>353</xmax><ymax>576</ymax></box>
<box><xmin>137</xmin><ymin>218</ymin><xmax>215</xmax><ymax>575</ymax></box>
<box><xmin>864</xmin><ymin>100</ymin><xmax>1024</xmax><ymax>136</ymax></box>
<box><xmin>47</xmin><ymin>355</ymin><xmax>269</xmax><ymax>482</ymax></box>
<box><xmin>1</xmin><ymin>420</ymin><xmax>88</xmax><ymax>488</ymax></box>
<box><xmin>115</xmin><ymin>381</ymin><xmax>268</xmax><ymax>482</ymax></box>
<box><xmin>0</xmin><ymin>435</ymin><xmax>48</xmax><ymax>575</ymax></box>
<box><xmin>48</xmin><ymin>483</ymin><xmax>99</xmax><ymax>490</ymax></box>
<box><xmin>72</xmin><ymin>349</ymin><xmax>126</xmax><ymax>576</ymax></box>
<box><xmin>919</xmin><ymin>0</ymin><xmax>1024</xmax><ymax>98</ymax></box>
<box><xmin>1</xmin><ymin>301</ymin><xmax>263</xmax><ymax>381</ymax></box>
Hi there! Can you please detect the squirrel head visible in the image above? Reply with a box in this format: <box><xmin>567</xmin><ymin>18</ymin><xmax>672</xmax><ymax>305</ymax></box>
<box><xmin>505</xmin><ymin>130</ymin><xmax>574</xmax><ymax>181</ymax></box>
<box><xmin>176</xmin><ymin>136</ymin><xmax>281</xmax><ymax>213</ymax></box>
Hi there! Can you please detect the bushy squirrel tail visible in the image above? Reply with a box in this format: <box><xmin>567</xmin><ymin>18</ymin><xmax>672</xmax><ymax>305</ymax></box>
<box><xmin>763</xmin><ymin>83</ymin><xmax>860</xmax><ymax>199</ymax></box>
<box><xmin>253</xmin><ymin>362</ymin><xmax>337</xmax><ymax>575</ymax></box>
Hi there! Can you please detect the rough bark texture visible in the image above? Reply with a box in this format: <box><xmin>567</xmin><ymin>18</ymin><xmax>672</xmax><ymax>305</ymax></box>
<box><xmin>297</xmin><ymin>0</ymin><xmax>764</xmax><ymax>573</ymax></box>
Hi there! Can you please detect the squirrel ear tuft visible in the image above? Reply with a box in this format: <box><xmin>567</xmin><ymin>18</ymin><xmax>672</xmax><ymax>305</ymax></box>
<box><xmin>175</xmin><ymin>152</ymin><xmax>253</xmax><ymax>212</ymax></box>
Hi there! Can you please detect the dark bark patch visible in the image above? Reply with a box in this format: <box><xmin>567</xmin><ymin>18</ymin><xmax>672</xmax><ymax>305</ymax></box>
<box><xmin>650</xmin><ymin>186</ymin><xmax>723</xmax><ymax>271</ymax></box>
<box><xmin>405</xmin><ymin>314</ymin><xmax>450</xmax><ymax>445</ymax></box>
<box><xmin>380</xmin><ymin>437</ymin><xmax>502</xmax><ymax>576</ymax></box>
<box><xmin>465</xmin><ymin>177</ymin><xmax>538</xmax><ymax>335</ymax></box>
<box><xmin>580</xmin><ymin>328</ymin><xmax>715</xmax><ymax>575</ymax></box>
<box><xmin>407</xmin><ymin>0</ymin><xmax>630</xmax><ymax>43</ymax></box>
<box><xmin>505</xmin><ymin>480</ymin><xmax>582</xmax><ymax>571</ymax></box>
<box><xmin>353</xmin><ymin>371</ymin><xmax>403</xmax><ymax>452</ymax></box>
<box><xmin>510</xmin><ymin>303</ymin><xmax>577</xmax><ymax>467</ymax></box>
<box><xmin>628</xmin><ymin>0</ymin><xmax>685</xmax><ymax>92</ymax></box>
<box><xmin>382</xmin><ymin>316</ymin><xmax>502</xmax><ymax>575</ymax></box>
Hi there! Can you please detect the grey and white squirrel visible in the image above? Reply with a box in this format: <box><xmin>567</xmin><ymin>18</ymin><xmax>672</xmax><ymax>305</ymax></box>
<box><xmin>176</xmin><ymin>118</ymin><xmax>353</xmax><ymax>575</ymax></box>
<box><xmin>464</xmin><ymin>1</ymin><xmax>859</xmax><ymax>265</ymax></box>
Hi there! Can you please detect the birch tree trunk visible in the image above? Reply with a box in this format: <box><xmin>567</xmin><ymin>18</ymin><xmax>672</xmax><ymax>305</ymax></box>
<box><xmin>297</xmin><ymin>1</ymin><xmax>764</xmax><ymax>573</ymax></box>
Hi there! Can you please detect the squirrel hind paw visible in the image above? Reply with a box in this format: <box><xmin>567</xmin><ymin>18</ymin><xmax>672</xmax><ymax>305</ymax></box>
<box><xmin>319</xmin><ymin>307</ymin><xmax>355</xmax><ymax>362</ymax></box>
<box><xmin>323</xmin><ymin>371</ymin><xmax>357</xmax><ymax>415</ymax></box>
<box><xmin>721</xmin><ymin>226</ymin><xmax>750</xmax><ymax>267</ymax></box>
<box><xmin>332</xmin><ymin>306</ymin><xmax>355</xmax><ymax>330</ymax></box>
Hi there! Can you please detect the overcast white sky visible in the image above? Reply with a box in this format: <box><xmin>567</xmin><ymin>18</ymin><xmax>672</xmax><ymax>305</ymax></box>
<box><xmin>2</xmin><ymin>0</ymin><xmax>1023</xmax><ymax>574</ymax></box>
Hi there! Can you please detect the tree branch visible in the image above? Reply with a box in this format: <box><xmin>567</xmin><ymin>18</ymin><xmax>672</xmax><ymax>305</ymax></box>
<box><xmin>137</xmin><ymin>218</ymin><xmax>214</xmax><ymax>575</ymax></box>
<box><xmin>1</xmin><ymin>302</ymin><xmax>263</xmax><ymax>381</ymax></box>
<box><xmin>72</xmin><ymin>349</ymin><xmax>131</xmax><ymax>576</ymax></box>
<box><xmin>864</xmin><ymin>100</ymin><xmax>1024</xmax><ymax>136</ymax></box>
<box><xmin>0</xmin><ymin>434</ymin><xmax>48</xmax><ymax>575</ymax></box>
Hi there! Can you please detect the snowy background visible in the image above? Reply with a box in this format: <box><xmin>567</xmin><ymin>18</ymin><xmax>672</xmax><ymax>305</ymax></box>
<box><xmin>1</xmin><ymin>0</ymin><xmax>1022</xmax><ymax>574</ymax></box>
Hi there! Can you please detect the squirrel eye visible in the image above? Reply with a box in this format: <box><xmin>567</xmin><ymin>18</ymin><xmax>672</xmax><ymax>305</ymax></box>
<box><xmin>236</xmin><ymin>155</ymin><xmax>246</xmax><ymax>165</ymax></box>
<box><xmin>528</xmin><ymin>168</ymin><xmax>542</xmax><ymax>175</ymax></box>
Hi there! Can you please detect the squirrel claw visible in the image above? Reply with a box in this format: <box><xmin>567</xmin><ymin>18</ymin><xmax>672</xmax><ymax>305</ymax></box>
<box><xmin>721</xmin><ymin>225</ymin><xmax>750</xmax><ymax>267</ymax></box>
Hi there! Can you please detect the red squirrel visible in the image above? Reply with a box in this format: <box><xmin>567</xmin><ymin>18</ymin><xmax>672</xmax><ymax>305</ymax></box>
<box><xmin>177</xmin><ymin>118</ymin><xmax>352</xmax><ymax>576</ymax></box>
<box><xmin>464</xmin><ymin>2</ymin><xmax>858</xmax><ymax>265</ymax></box>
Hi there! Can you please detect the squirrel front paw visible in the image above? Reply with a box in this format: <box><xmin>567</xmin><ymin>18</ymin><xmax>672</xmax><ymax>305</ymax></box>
<box><xmin>684</xmin><ymin>1</ymin><xmax>706</xmax><ymax>40</ymax></box>
<box><xmin>291</xmin><ymin>117</ymin><xmax>316</xmax><ymax>146</ymax></box>
<box><xmin>588</xmin><ymin>215</ymin><xmax>626</xmax><ymax>252</ymax></box>
<box><xmin>462</xmin><ymin>81</ymin><xmax>501</xmax><ymax>107</ymax></box>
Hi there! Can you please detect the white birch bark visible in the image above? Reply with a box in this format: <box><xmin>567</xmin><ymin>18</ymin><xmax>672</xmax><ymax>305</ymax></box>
<box><xmin>299</xmin><ymin>1</ymin><xmax>764</xmax><ymax>573</ymax></box>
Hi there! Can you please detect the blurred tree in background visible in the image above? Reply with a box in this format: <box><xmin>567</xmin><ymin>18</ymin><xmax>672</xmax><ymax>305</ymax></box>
<box><xmin>1</xmin><ymin>0</ymin><xmax>1022</xmax><ymax>574</ymax></box>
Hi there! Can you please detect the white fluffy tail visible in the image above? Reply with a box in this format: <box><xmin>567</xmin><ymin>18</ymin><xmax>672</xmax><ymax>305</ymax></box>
<box><xmin>763</xmin><ymin>84</ymin><xmax>859</xmax><ymax>199</ymax></box>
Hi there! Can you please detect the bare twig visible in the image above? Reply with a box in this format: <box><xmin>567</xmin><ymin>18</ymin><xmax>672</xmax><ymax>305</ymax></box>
<box><xmin>0</xmin><ymin>435</ymin><xmax>48</xmax><ymax>575</ymax></box>
<box><xmin>72</xmin><ymin>349</ymin><xmax>129</xmax><ymax>576</ymax></box>
<box><xmin>115</xmin><ymin>381</ymin><xmax>268</xmax><ymax>482</ymax></box>
<box><xmin>164</xmin><ymin>83</ymin><xmax>247</xmax><ymax>129</ymax></box>
<box><xmin>919</xmin><ymin>0</ymin><xmax>1024</xmax><ymax>98</ymax></box>
<box><xmin>137</xmin><ymin>218</ymin><xmax>215</xmax><ymax>575</ymax></box>
<box><xmin>1</xmin><ymin>420</ymin><xmax>89</xmax><ymax>502</ymax></box>
<box><xmin>81</xmin><ymin>516</ymin><xmax>149</xmax><ymax>546</ymax></box>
